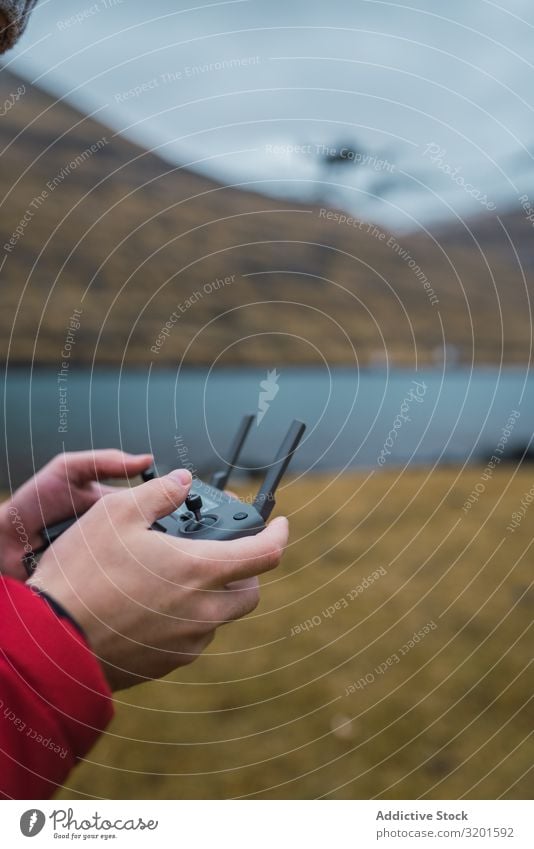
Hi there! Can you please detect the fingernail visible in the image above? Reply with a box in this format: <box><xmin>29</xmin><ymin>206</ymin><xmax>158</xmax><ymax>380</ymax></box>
<box><xmin>170</xmin><ymin>468</ymin><xmax>192</xmax><ymax>486</ymax></box>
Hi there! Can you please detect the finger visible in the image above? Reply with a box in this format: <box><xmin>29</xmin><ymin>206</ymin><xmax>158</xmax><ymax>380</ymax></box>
<box><xmin>79</xmin><ymin>482</ymin><xmax>127</xmax><ymax>505</ymax></box>
<box><xmin>192</xmin><ymin>516</ymin><xmax>289</xmax><ymax>583</ymax></box>
<box><xmin>91</xmin><ymin>483</ymin><xmax>123</xmax><ymax>497</ymax></box>
<box><xmin>197</xmin><ymin>577</ymin><xmax>260</xmax><ymax>623</ymax></box>
<box><xmin>117</xmin><ymin>468</ymin><xmax>192</xmax><ymax>524</ymax></box>
<box><xmin>47</xmin><ymin>482</ymin><xmax>125</xmax><ymax>521</ymax></box>
<box><xmin>62</xmin><ymin>450</ymin><xmax>154</xmax><ymax>483</ymax></box>
<box><xmin>225</xmin><ymin>575</ymin><xmax>260</xmax><ymax>592</ymax></box>
<box><xmin>219</xmin><ymin>576</ymin><xmax>260</xmax><ymax>622</ymax></box>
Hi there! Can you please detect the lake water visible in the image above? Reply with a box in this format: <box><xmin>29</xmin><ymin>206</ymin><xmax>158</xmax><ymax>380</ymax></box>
<box><xmin>1</xmin><ymin>367</ymin><xmax>532</xmax><ymax>489</ymax></box>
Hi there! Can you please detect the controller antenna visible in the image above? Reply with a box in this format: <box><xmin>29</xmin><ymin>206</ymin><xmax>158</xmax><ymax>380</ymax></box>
<box><xmin>252</xmin><ymin>420</ymin><xmax>306</xmax><ymax>520</ymax></box>
<box><xmin>210</xmin><ymin>413</ymin><xmax>255</xmax><ymax>490</ymax></box>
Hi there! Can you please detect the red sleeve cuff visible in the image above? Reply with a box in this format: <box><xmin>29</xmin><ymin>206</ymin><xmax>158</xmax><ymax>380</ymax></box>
<box><xmin>0</xmin><ymin>576</ymin><xmax>114</xmax><ymax>797</ymax></box>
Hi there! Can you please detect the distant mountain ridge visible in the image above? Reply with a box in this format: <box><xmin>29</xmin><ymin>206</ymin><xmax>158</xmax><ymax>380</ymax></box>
<box><xmin>1</xmin><ymin>69</ymin><xmax>532</xmax><ymax>368</ymax></box>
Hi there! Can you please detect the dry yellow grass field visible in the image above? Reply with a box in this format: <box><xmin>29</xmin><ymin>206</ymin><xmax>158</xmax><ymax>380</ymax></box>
<box><xmin>53</xmin><ymin>464</ymin><xmax>533</xmax><ymax>800</ymax></box>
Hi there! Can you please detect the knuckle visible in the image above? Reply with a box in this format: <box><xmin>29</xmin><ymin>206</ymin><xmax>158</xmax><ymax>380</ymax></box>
<box><xmin>93</xmin><ymin>448</ymin><xmax>118</xmax><ymax>465</ymax></box>
<box><xmin>49</xmin><ymin>452</ymin><xmax>66</xmax><ymax>469</ymax></box>
<box><xmin>241</xmin><ymin>588</ymin><xmax>260</xmax><ymax>616</ymax></box>
<box><xmin>156</xmin><ymin>476</ymin><xmax>181</xmax><ymax>505</ymax></box>
<box><xmin>227</xmin><ymin>588</ymin><xmax>259</xmax><ymax>621</ymax></box>
<box><xmin>199</xmin><ymin>599</ymin><xmax>222</xmax><ymax>626</ymax></box>
<box><xmin>99</xmin><ymin>488</ymin><xmax>130</xmax><ymax>518</ymax></box>
<box><xmin>102</xmin><ymin>448</ymin><xmax>122</xmax><ymax>459</ymax></box>
<box><xmin>264</xmin><ymin>543</ymin><xmax>283</xmax><ymax>571</ymax></box>
<box><xmin>248</xmin><ymin>586</ymin><xmax>260</xmax><ymax>611</ymax></box>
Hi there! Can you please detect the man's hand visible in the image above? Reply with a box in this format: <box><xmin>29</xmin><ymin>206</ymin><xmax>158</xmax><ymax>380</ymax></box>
<box><xmin>0</xmin><ymin>450</ymin><xmax>153</xmax><ymax>579</ymax></box>
<box><xmin>30</xmin><ymin>469</ymin><xmax>289</xmax><ymax>690</ymax></box>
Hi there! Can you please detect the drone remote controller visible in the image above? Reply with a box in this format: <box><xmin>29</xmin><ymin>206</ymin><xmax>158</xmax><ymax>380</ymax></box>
<box><xmin>24</xmin><ymin>415</ymin><xmax>306</xmax><ymax>574</ymax></box>
<box><xmin>143</xmin><ymin>415</ymin><xmax>305</xmax><ymax>541</ymax></box>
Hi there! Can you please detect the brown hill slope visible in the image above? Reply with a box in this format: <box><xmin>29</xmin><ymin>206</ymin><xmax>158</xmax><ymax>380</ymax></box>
<box><xmin>0</xmin><ymin>69</ymin><xmax>532</xmax><ymax>367</ymax></box>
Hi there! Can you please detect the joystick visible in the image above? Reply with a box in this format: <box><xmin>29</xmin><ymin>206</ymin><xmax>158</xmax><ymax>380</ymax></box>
<box><xmin>23</xmin><ymin>415</ymin><xmax>306</xmax><ymax>575</ymax></box>
<box><xmin>185</xmin><ymin>493</ymin><xmax>203</xmax><ymax>521</ymax></box>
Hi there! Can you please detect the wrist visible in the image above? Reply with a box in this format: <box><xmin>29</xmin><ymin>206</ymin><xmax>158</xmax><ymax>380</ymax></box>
<box><xmin>31</xmin><ymin>587</ymin><xmax>87</xmax><ymax>639</ymax></box>
<box><xmin>29</xmin><ymin>561</ymin><xmax>95</xmax><ymax>644</ymax></box>
<box><xmin>33</xmin><ymin>577</ymin><xmax>114</xmax><ymax>688</ymax></box>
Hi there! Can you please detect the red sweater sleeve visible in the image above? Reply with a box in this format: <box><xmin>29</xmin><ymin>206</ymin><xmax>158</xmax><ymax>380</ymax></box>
<box><xmin>0</xmin><ymin>576</ymin><xmax>114</xmax><ymax>799</ymax></box>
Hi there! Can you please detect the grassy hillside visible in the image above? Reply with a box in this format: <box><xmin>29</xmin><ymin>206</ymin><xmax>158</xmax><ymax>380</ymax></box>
<box><xmin>1</xmin><ymin>69</ymin><xmax>533</xmax><ymax>368</ymax></box>
<box><xmin>52</xmin><ymin>465</ymin><xmax>533</xmax><ymax>800</ymax></box>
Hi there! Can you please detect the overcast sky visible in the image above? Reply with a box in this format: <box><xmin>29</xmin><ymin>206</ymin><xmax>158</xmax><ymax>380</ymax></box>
<box><xmin>5</xmin><ymin>0</ymin><xmax>534</xmax><ymax>230</ymax></box>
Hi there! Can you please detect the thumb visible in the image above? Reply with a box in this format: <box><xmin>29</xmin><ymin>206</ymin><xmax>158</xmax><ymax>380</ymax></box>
<box><xmin>127</xmin><ymin>468</ymin><xmax>192</xmax><ymax>524</ymax></box>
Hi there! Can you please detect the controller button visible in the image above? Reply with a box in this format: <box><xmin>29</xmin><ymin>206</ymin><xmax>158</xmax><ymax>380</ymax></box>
<box><xmin>233</xmin><ymin>512</ymin><xmax>248</xmax><ymax>521</ymax></box>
